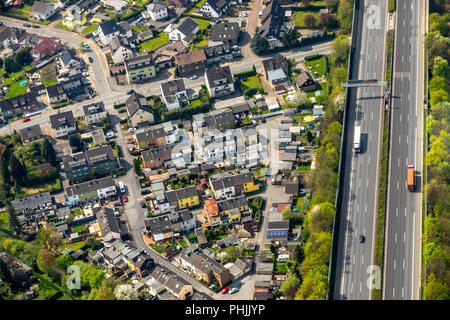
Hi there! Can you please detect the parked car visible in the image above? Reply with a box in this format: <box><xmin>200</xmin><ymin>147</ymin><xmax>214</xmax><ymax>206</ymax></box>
<box><xmin>220</xmin><ymin>287</ymin><xmax>229</xmax><ymax>294</ymax></box>
<box><xmin>23</xmin><ymin>23</ymin><xmax>31</xmax><ymax>27</ymax></box>
<box><xmin>128</xmin><ymin>127</ymin><xmax>136</xmax><ymax>132</ymax></box>
<box><xmin>82</xmin><ymin>72</ymin><xmax>89</xmax><ymax>77</ymax></box>
<box><xmin>140</xmin><ymin>201</ymin><xmax>146</xmax><ymax>208</ymax></box>
<box><xmin>262</xmin><ymin>258</ymin><xmax>272</xmax><ymax>263</ymax></box>
<box><xmin>88</xmin><ymin>57</ymin><xmax>94</xmax><ymax>63</ymax></box>
<box><xmin>127</xmin><ymin>89</ymin><xmax>134</xmax><ymax>95</ymax></box>
<box><xmin>229</xmin><ymin>287</ymin><xmax>239</xmax><ymax>294</ymax></box>
<box><xmin>190</xmin><ymin>75</ymin><xmax>198</xmax><ymax>80</ymax></box>
<box><xmin>22</xmin><ymin>117</ymin><xmax>31</xmax><ymax>122</ymax></box>
<box><xmin>31</xmin><ymin>25</ymin><xmax>39</xmax><ymax>28</ymax></box>
<box><xmin>122</xmin><ymin>195</ymin><xmax>128</xmax><ymax>203</ymax></box>
<box><xmin>141</xmin><ymin>189</ymin><xmax>150</xmax><ymax>195</ymax></box>
<box><xmin>261</xmin><ymin>118</ymin><xmax>266</xmax><ymax>123</ymax></box>
<box><xmin>118</xmin><ymin>108</ymin><xmax>127</xmax><ymax>113</ymax></box>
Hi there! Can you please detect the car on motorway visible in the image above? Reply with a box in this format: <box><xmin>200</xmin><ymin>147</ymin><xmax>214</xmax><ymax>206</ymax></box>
<box><xmin>118</xmin><ymin>108</ymin><xmax>127</xmax><ymax>113</ymax></box>
<box><xmin>221</xmin><ymin>287</ymin><xmax>229</xmax><ymax>294</ymax></box>
<box><xmin>23</xmin><ymin>23</ymin><xmax>31</xmax><ymax>27</ymax></box>
<box><xmin>88</xmin><ymin>57</ymin><xmax>94</xmax><ymax>63</ymax></box>
<box><xmin>229</xmin><ymin>287</ymin><xmax>239</xmax><ymax>294</ymax></box>
<box><xmin>22</xmin><ymin>117</ymin><xmax>31</xmax><ymax>122</ymax></box>
<box><xmin>122</xmin><ymin>195</ymin><xmax>128</xmax><ymax>203</ymax></box>
<box><xmin>190</xmin><ymin>75</ymin><xmax>198</xmax><ymax>80</ymax></box>
<box><xmin>359</xmin><ymin>235</ymin><xmax>365</xmax><ymax>243</ymax></box>
<box><xmin>140</xmin><ymin>201</ymin><xmax>146</xmax><ymax>208</ymax></box>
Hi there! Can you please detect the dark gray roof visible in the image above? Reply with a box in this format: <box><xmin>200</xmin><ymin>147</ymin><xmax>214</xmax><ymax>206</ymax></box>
<box><xmin>142</xmin><ymin>144</ymin><xmax>174</xmax><ymax>162</ymax></box>
<box><xmin>145</xmin><ymin>214</ymin><xmax>172</xmax><ymax>233</ymax></box>
<box><xmin>82</xmin><ymin>102</ymin><xmax>105</xmax><ymax>116</ymax></box>
<box><xmin>0</xmin><ymin>93</ymin><xmax>38</xmax><ymax>114</ymax></box>
<box><xmin>94</xmin><ymin>206</ymin><xmax>120</xmax><ymax>237</ymax></box>
<box><xmin>160</xmin><ymin>79</ymin><xmax>186</xmax><ymax>97</ymax></box>
<box><xmin>176</xmin><ymin>17</ymin><xmax>199</xmax><ymax>36</ymax></box>
<box><xmin>46</xmin><ymin>83</ymin><xmax>65</xmax><ymax>99</ymax></box>
<box><xmin>217</xmin><ymin>195</ymin><xmax>248</xmax><ymax>212</ymax></box>
<box><xmin>60</xmin><ymin>48</ymin><xmax>79</xmax><ymax>66</ymax></box>
<box><xmin>165</xmin><ymin>186</ymin><xmax>198</xmax><ymax>203</ymax></box>
<box><xmin>230</xmin><ymin>102</ymin><xmax>250</xmax><ymax>114</ymax></box>
<box><xmin>262</xmin><ymin>55</ymin><xmax>289</xmax><ymax>74</ymax></box>
<box><xmin>11</xmin><ymin>192</ymin><xmax>52</xmax><ymax>211</ymax></box>
<box><xmin>125</xmin><ymin>92</ymin><xmax>152</xmax><ymax>117</ymax></box>
<box><xmin>135</xmin><ymin>125</ymin><xmax>166</xmax><ymax>143</ymax></box>
<box><xmin>210</xmin><ymin>22</ymin><xmax>240</xmax><ymax>42</ymax></box>
<box><xmin>204</xmin><ymin>109</ymin><xmax>234</xmax><ymax>128</ymax></box>
<box><xmin>32</xmin><ymin>1</ymin><xmax>52</xmax><ymax>14</ymax></box>
<box><xmin>124</xmin><ymin>54</ymin><xmax>153</xmax><ymax>70</ymax></box>
<box><xmin>205</xmin><ymin>66</ymin><xmax>234</xmax><ymax>88</ymax></box>
<box><xmin>99</xmin><ymin>19</ymin><xmax>120</xmax><ymax>36</ymax></box>
<box><xmin>49</xmin><ymin>111</ymin><xmax>74</xmax><ymax>130</ymax></box>
<box><xmin>209</xmin><ymin>172</ymin><xmax>254</xmax><ymax>191</ymax></box>
<box><xmin>260</xmin><ymin>0</ymin><xmax>285</xmax><ymax>38</ymax></box>
<box><xmin>19</xmin><ymin>124</ymin><xmax>42</xmax><ymax>141</ymax></box>
<box><xmin>64</xmin><ymin>145</ymin><xmax>116</xmax><ymax>171</ymax></box>
<box><xmin>285</xmin><ymin>181</ymin><xmax>299</xmax><ymax>195</ymax></box>
<box><xmin>267</xmin><ymin>220</ymin><xmax>289</xmax><ymax>230</ymax></box>
<box><xmin>147</xmin><ymin>1</ymin><xmax>167</xmax><ymax>12</ymax></box>
<box><xmin>204</xmin><ymin>43</ymin><xmax>232</xmax><ymax>59</ymax></box>
<box><xmin>66</xmin><ymin>176</ymin><xmax>115</xmax><ymax>197</ymax></box>
<box><xmin>151</xmin><ymin>265</ymin><xmax>190</xmax><ymax>295</ymax></box>
<box><xmin>204</xmin><ymin>0</ymin><xmax>232</xmax><ymax>14</ymax></box>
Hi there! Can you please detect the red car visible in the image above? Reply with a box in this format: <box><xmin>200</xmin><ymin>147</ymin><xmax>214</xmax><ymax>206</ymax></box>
<box><xmin>221</xmin><ymin>287</ymin><xmax>229</xmax><ymax>294</ymax></box>
<box><xmin>122</xmin><ymin>195</ymin><xmax>128</xmax><ymax>203</ymax></box>
<box><xmin>22</xmin><ymin>117</ymin><xmax>31</xmax><ymax>122</ymax></box>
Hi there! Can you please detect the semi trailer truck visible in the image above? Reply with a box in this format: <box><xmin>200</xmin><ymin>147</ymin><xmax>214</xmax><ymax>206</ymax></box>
<box><xmin>407</xmin><ymin>165</ymin><xmax>414</xmax><ymax>192</ymax></box>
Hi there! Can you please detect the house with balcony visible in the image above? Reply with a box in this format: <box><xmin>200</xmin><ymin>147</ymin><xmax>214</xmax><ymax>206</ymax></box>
<box><xmin>31</xmin><ymin>37</ymin><xmax>61</xmax><ymax>59</ymax></box>
<box><xmin>175</xmin><ymin>49</ymin><xmax>207</xmax><ymax>77</ymax></box>
<box><xmin>109</xmin><ymin>35</ymin><xmax>134</xmax><ymax>64</ymax></box>
<box><xmin>32</xmin><ymin>1</ymin><xmax>56</xmax><ymax>20</ymax></box>
<box><xmin>19</xmin><ymin>124</ymin><xmax>44</xmax><ymax>145</ymax></box>
<box><xmin>165</xmin><ymin>186</ymin><xmax>200</xmax><ymax>210</ymax></box>
<box><xmin>200</xmin><ymin>0</ymin><xmax>233</xmax><ymax>18</ymax></box>
<box><xmin>142</xmin><ymin>144</ymin><xmax>174</xmax><ymax>169</ymax></box>
<box><xmin>0</xmin><ymin>92</ymin><xmax>40</xmax><ymax>119</ymax></box>
<box><xmin>261</xmin><ymin>55</ymin><xmax>291</xmax><ymax>91</ymax></box>
<box><xmin>217</xmin><ymin>195</ymin><xmax>252</xmax><ymax>224</ymax></box>
<box><xmin>205</xmin><ymin>66</ymin><xmax>235</xmax><ymax>98</ymax></box>
<box><xmin>258</xmin><ymin>0</ymin><xmax>286</xmax><ymax>49</ymax></box>
<box><xmin>146</xmin><ymin>1</ymin><xmax>168</xmax><ymax>21</ymax></box>
<box><xmin>11</xmin><ymin>192</ymin><xmax>54</xmax><ymax>224</ymax></box>
<box><xmin>63</xmin><ymin>145</ymin><xmax>121</xmax><ymax>181</ymax></box>
<box><xmin>168</xmin><ymin>17</ymin><xmax>199</xmax><ymax>46</ymax></box>
<box><xmin>124</xmin><ymin>54</ymin><xmax>156</xmax><ymax>83</ymax></box>
<box><xmin>66</xmin><ymin>176</ymin><xmax>117</xmax><ymax>206</ymax></box>
<box><xmin>134</xmin><ymin>124</ymin><xmax>167</xmax><ymax>150</ymax></box>
<box><xmin>160</xmin><ymin>79</ymin><xmax>187</xmax><ymax>111</ymax></box>
<box><xmin>83</xmin><ymin>102</ymin><xmax>108</xmax><ymax>125</ymax></box>
<box><xmin>209</xmin><ymin>172</ymin><xmax>259</xmax><ymax>199</ymax></box>
<box><xmin>49</xmin><ymin>111</ymin><xmax>76</xmax><ymax>138</ymax></box>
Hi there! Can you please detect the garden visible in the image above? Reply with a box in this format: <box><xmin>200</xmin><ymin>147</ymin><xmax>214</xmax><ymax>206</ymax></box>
<box><xmin>234</xmin><ymin>69</ymin><xmax>265</xmax><ymax>99</ymax></box>
<box><xmin>138</xmin><ymin>32</ymin><xmax>169</xmax><ymax>54</ymax></box>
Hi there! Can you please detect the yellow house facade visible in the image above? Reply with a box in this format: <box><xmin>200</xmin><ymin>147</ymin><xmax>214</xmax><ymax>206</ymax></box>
<box><xmin>179</xmin><ymin>195</ymin><xmax>200</xmax><ymax>209</ymax></box>
<box><xmin>244</xmin><ymin>180</ymin><xmax>259</xmax><ymax>193</ymax></box>
<box><xmin>166</xmin><ymin>186</ymin><xmax>200</xmax><ymax>210</ymax></box>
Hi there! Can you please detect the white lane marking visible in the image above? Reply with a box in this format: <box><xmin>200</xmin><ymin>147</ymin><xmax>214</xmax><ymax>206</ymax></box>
<box><xmin>399</xmin><ymin>135</ymin><xmax>401</xmax><ymax>144</ymax></box>
<box><xmin>402</xmin><ymin>287</ymin><xmax>405</xmax><ymax>298</ymax></box>
<box><xmin>402</xmin><ymin>37</ymin><xmax>405</xmax><ymax>45</ymax></box>
<box><xmin>402</xmin><ymin>55</ymin><xmax>404</xmax><ymax>63</ymax></box>
<box><xmin>370</xmin><ymin>133</ymin><xmax>372</xmax><ymax>142</ymax></box>
<box><xmin>371</xmin><ymin>112</ymin><xmax>373</xmax><ymax>121</ymax></box>
<box><xmin>400</xmin><ymin>114</ymin><xmax>402</xmax><ymax>122</ymax></box>
<box><xmin>396</xmin><ymin>208</ymin><xmax>398</xmax><ymax>217</ymax></box>
<box><xmin>407</xmin><ymin>136</ymin><xmax>409</xmax><ymax>144</ymax></box>
<box><xmin>404</xmin><ymin>233</ymin><xmax>406</xmax><ymax>243</ymax></box>
<box><xmin>397</xmin><ymin>181</ymin><xmax>399</xmax><ymax>190</ymax></box>
<box><xmin>398</xmin><ymin>158</ymin><xmax>400</xmax><ymax>167</ymax></box>
<box><xmin>353</xmin><ymin>254</ymin><xmax>355</xmax><ymax>264</ymax></box>
<box><xmin>405</xmin><ymin>208</ymin><xmax>407</xmax><ymax>216</ymax></box>
<box><xmin>351</xmin><ymin>282</ymin><xmax>354</xmax><ymax>293</ymax></box>
<box><xmin>393</xmin><ymin>288</ymin><xmax>396</xmax><ymax>298</ymax></box>
<box><xmin>368</xmin><ymin>155</ymin><xmax>371</xmax><ymax>165</ymax></box>
<box><xmin>403</xmin><ymin>258</ymin><xmax>405</xmax><ymax>270</ymax></box>
<box><xmin>412</xmin><ymin>211</ymin><xmax>416</xmax><ymax>298</ymax></box>
<box><xmin>365</xmin><ymin>204</ymin><xmax>367</xmax><ymax>213</ymax></box>
<box><xmin>395</xmin><ymin>233</ymin><xmax>397</xmax><ymax>243</ymax></box>
<box><xmin>408</xmin><ymin>94</ymin><xmax>410</xmax><ymax>102</ymax></box>
<box><xmin>394</xmin><ymin>260</ymin><xmax>396</xmax><ymax>270</ymax></box>
<box><xmin>362</xmin><ymin>254</ymin><xmax>364</xmax><ymax>265</ymax></box>
<box><xmin>359</xmin><ymin>179</ymin><xmax>361</xmax><ymax>188</ymax></box>
<box><xmin>360</xmin><ymin>282</ymin><xmax>362</xmax><ymax>293</ymax></box>
<box><xmin>408</xmin><ymin>113</ymin><xmax>409</xmax><ymax>121</ymax></box>
<box><xmin>367</xmin><ymin>180</ymin><xmax>369</xmax><ymax>187</ymax></box>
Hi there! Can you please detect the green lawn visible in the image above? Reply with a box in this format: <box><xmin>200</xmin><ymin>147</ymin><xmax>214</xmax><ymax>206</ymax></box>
<box><xmin>304</xmin><ymin>55</ymin><xmax>326</xmax><ymax>78</ymax></box>
<box><xmin>189</xmin><ymin>38</ymin><xmax>208</xmax><ymax>52</ymax></box>
<box><xmin>5</xmin><ymin>81</ymin><xmax>27</xmax><ymax>98</ymax></box>
<box><xmin>139</xmin><ymin>33</ymin><xmax>169</xmax><ymax>53</ymax></box>
<box><xmin>193</xmin><ymin>18</ymin><xmax>210</xmax><ymax>31</ymax></box>
<box><xmin>55</xmin><ymin>21</ymin><xmax>72</xmax><ymax>31</ymax></box>
<box><xmin>73</xmin><ymin>208</ymin><xmax>82</xmax><ymax>215</ymax></box>
<box><xmin>151</xmin><ymin>244</ymin><xmax>165</xmax><ymax>253</ymax></box>
<box><xmin>189</xmin><ymin>99</ymin><xmax>202</xmax><ymax>107</ymax></box>
<box><xmin>188</xmin><ymin>0</ymin><xmax>207</xmax><ymax>13</ymax></box>
<box><xmin>177</xmin><ymin>239</ymin><xmax>188</xmax><ymax>248</ymax></box>
<box><xmin>131</xmin><ymin>25</ymin><xmax>147</xmax><ymax>33</ymax></box>
<box><xmin>62</xmin><ymin>240</ymin><xmax>86</xmax><ymax>252</ymax></box>
<box><xmin>13</xmin><ymin>179</ymin><xmax>62</xmax><ymax>200</ymax></box>
<box><xmin>297</xmin><ymin>164</ymin><xmax>311</xmax><ymax>172</ymax></box>
<box><xmin>72</xmin><ymin>224</ymin><xmax>87</xmax><ymax>233</ymax></box>
<box><xmin>81</xmin><ymin>23</ymin><xmax>98</xmax><ymax>34</ymax></box>
<box><xmin>2</xmin><ymin>5</ymin><xmax>32</xmax><ymax>19</ymax></box>
<box><xmin>274</xmin><ymin>261</ymin><xmax>288</xmax><ymax>273</ymax></box>
<box><xmin>294</xmin><ymin>11</ymin><xmax>320</xmax><ymax>28</ymax></box>
<box><xmin>0</xmin><ymin>66</ymin><xmax>32</xmax><ymax>98</ymax></box>
<box><xmin>0</xmin><ymin>212</ymin><xmax>8</xmax><ymax>233</ymax></box>
<box><xmin>37</xmin><ymin>62</ymin><xmax>58</xmax><ymax>87</ymax></box>
<box><xmin>237</xmin><ymin>73</ymin><xmax>264</xmax><ymax>98</ymax></box>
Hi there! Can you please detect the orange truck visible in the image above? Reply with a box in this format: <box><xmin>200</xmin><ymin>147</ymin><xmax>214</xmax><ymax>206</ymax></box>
<box><xmin>407</xmin><ymin>165</ymin><xmax>414</xmax><ymax>192</ymax></box>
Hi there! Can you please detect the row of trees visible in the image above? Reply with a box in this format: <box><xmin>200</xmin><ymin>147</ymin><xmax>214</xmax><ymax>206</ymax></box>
<box><xmin>422</xmin><ymin>4</ymin><xmax>450</xmax><ymax>300</ymax></box>
<box><xmin>1</xmin><ymin>47</ymin><xmax>33</xmax><ymax>74</ymax></box>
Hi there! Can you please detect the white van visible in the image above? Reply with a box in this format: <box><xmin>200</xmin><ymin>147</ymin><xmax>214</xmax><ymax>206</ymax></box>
<box><xmin>118</xmin><ymin>181</ymin><xmax>125</xmax><ymax>193</ymax></box>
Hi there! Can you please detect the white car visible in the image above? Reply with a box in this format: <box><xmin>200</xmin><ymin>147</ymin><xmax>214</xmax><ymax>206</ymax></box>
<box><xmin>240</xmin><ymin>12</ymin><xmax>247</xmax><ymax>17</ymax></box>
<box><xmin>229</xmin><ymin>287</ymin><xmax>239</xmax><ymax>294</ymax></box>
<box><xmin>128</xmin><ymin>127</ymin><xmax>136</xmax><ymax>132</ymax></box>
<box><xmin>190</xmin><ymin>75</ymin><xmax>198</xmax><ymax>80</ymax></box>
<box><xmin>82</xmin><ymin>72</ymin><xmax>89</xmax><ymax>77</ymax></box>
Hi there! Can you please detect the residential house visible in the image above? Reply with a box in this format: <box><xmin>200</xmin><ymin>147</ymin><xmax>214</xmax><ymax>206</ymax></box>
<box><xmin>11</xmin><ymin>192</ymin><xmax>54</xmax><ymax>223</ymax></box>
<box><xmin>125</xmin><ymin>92</ymin><xmax>155</xmax><ymax>126</ymax></box>
<box><xmin>63</xmin><ymin>145</ymin><xmax>121</xmax><ymax>181</ymax></box>
<box><xmin>149</xmin><ymin>265</ymin><xmax>193</xmax><ymax>300</ymax></box>
<box><xmin>46</xmin><ymin>83</ymin><xmax>67</xmax><ymax>104</ymax></box>
<box><xmin>295</xmin><ymin>70</ymin><xmax>317</xmax><ymax>92</ymax></box>
<box><xmin>209</xmin><ymin>172</ymin><xmax>259</xmax><ymax>199</ymax></box>
<box><xmin>176</xmin><ymin>246</ymin><xmax>231</xmax><ymax>287</ymax></box>
<box><xmin>66</xmin><ymin>176</ymin><xmax>117</xmax><ymax>206</ymax></box>
<box><xmin>0</xmin><ymin>92</ymin><xmax>40</xmax><ymax>119</ymax></box>
<box><xmin>203</xmin><ymin>108</ymin><xmax>235</xmax><ymax>130</ymax></box>
<box><xmin>175</xmin><ymin>50</ymin><xmax>207</xmax><ymax>77</ymax></box>
<box><xmin>266</xmin><ymin>208</ymin><xmax>289</xmax><ymax>244</ymax></box>
<box><xmin>146</xmin><ymin>1</ymin><xmax>168</xmax><ymax>21</ymax></box>
<box><xmin>200</xmin><ymin>0</ymin><xmax>233</xmax><ymax>18</ymax></box>
<box><xmin>165</xmin><ymin>186</ymin><xmax>199</xmax><ymax>210</ymax></box>
<box><xmin>217</xmin><ymin>195</ymin><xmax>252</xmax><ymax>224</ymax></box>
<box><xmin>60</xmin><ymin>48</ymin><xmax>81</xmax><ymax>69</ymax></box>
<box><xmin>102</xmin><ymin>0</ymin><xmax>127</xmax><ymax>12</ymax></box>
<box><xmin>32</xmin><ymin>1</ymin><xmax>56</xmax><ymax>20</ymax></box>
<box><xmin>205</xmin><ymin>66</ymin><xmax>235</xmax><ymax>98</ymax></box>
<box><xmin>134</xmin><ymin>124</ymin><xmax>167</xmax><ymax>149</ymax></box>
<box><xmin>210</xmin><ymin>22</ymin><xmax>240</xmax><ymax>44</ymax></box>
<box><xmin>166</xmin><ymin>0</ymin><xmax>187</xmax><ymax>7</ymax></box>
<box><xmin>97</xmin><ymin>20</ymin><xmax>121</xmax><ymax>45</ymax></box>
<box><xmin>94</xmin><ymin>206</ymin><xmax>121</xmax><ymax>243</ymax></box>
<box><xmin>0</xmin><ymin>252</ymin><xmax>33</xmax><ymax>288</ymax></box>
<box><xmin>19</xmin><ymin>124</ymin><xmax>44</xmax><ymax>144</ymax></box>
<box><xmin>109</xmin><ymin>35</ymin><xmax>134</xmax><ymax>64</ymax></box>
<box><xmin>142</xmin><ymin>144</ymin><xmax>174</xmax><ymax>169</ymax></box>
<box><xmin>60</xmin><ymin>77</ymin><xmax>87</xmax><ymax>100</ymax></box>
<box><xmin>30</xmin><ymin>37</ymin><xmax>61</xmax><ymax>59</ymax></box>
<box><xmin>259</xmin><ymin>0</ymin><xmax>286</xmax><ymax>49</ymax></box>
<box><xmin>201</xmin><ymin>198</ymin><xmax>221</xmax><ymax>228</ymax></box>
<box><xmin>285</xmin><ymin>181</ymin><xmax>299</xmax><ymax>196</ymax></box>
<box><xmin>124</xmin><ymin>54</ymin><xmax>156</xmax><ymax>83</ymax></box>
<box><xmin>28</xmin><ymin>83</ymin><xmax>47</xmax><ymax>96</ymax></box>
<box><xmin>160</xmin><ymin>79</ymin><xmax>187</xmax><ymax>111</ymax></box>
<box><xmin>144</xmin><ymin>214</ymin><xmax>173</xmax><ymax>243</ymax></box>
<box><xmin>261</xmin><ymin>56</ymin><xmax>291</xmax><ymax>90</ymax></box>
<box><xmin>63</xmin><ymin>4</ymin><xmax>86</xmax><ymax>28</ymax></box>
<box><xmin>49</xmin><ymin>110</ymin><xmax>76</xmax><ymax>138</ymax></box>
<box><xmin>134</xmin><ymin>254</ymin><xmax>155</xmax><ymax>278</ymax></box>
<box><xmin>204</xmin><ymin>43</ymin><xmax>233</xmax><ymax>64</ymax></box>
<box><xmin>83</xmin><ymin>102</ymin><xmax>108</xmax><ymax>125</ymax></box>
<box><xmin>168</xmin><ymin>17</ymin><xmax>199</xmax><ymax>46</ymax></box>
<box><xmin>0</xmin><ymin>26</ymin><xmax>27</xmax><ymax>49</ymax></box>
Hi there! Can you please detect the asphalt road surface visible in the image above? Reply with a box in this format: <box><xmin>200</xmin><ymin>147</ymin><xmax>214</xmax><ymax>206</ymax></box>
<box><xmin>333</xmin><ymin>0</ymin><xmax>387</xmax><ymax>300</ymax></box>
<box><xmin>383</xmin><ymin>0</ymin><xmax>423</xmax><ymax>300</ymax></box>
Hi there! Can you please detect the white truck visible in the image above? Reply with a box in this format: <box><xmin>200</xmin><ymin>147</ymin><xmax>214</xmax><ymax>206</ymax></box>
<box><xmin>118</xmin><ymin>181</ymin><xmax>125</xmax><ymax>193</ymax></box>
<box><xmin>354</xmin><ymin>125</ymin><xmax>361</xmax><ymax>153</ymax></box>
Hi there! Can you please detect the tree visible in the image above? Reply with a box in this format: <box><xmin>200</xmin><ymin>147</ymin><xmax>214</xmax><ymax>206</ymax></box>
<box><xmin>281</xmin><ymin>29</ymin><xmax>299</xmax><ymax>48</ymax></box>
<box><xmin>304</xmin><ymin>14</ymin><xmax>317</xmax><ymax>28</ymax></box>
<box><xmin>69</xmin><ymin>134</ymin><xmax>84</xmax><ymax>153</ymax></box>
<box><xmin>93</xmin><ymin>286</ymin><xmax>115</xmax><ymax>300</ymax></box>
<box><xmin>55</xmin><ymin>254</ymin><xmax>73</xmax><ymax>271</ymax></box>
<box><xmin>280</xmin><ymin>274</ymin><xmax>301</xmax><ymax>299</ymax></box>
<box><xmin>423</xmin><ymin>274</ymin><xmax>449</xmax><ymax>300</ymax></box>
<box><xmin>332</xmin><ymin>35</ymin><xmax>350</xmax><ymax>65</ymax></box>
<box><xmin>320</xmin><ymin>13</ymin><xmax>337</xmax><ymax>28</ymax></box>
<box><xmin>86</xmin><ymin>237</ymin><xmax>104</xmax><ymax>250</ymax></box>
<box><xmin>14</xmin><ymin>47</ymin><xmax>32</xmax><ymax>67</ymax></box>
<box><xmin>9</xmin><ymin>153</ymin><xmax>26</xmax><ymax>186</ymax></box>
<box><xmin>301</xmin><ymin>0</ymin><xmax>310</xmax><ymax>5</ymax></box>
<box><xmin>337</xmin><ymin>0</ymin><xmax>353</xmax><ymax>30</ymax></box>
<box><xmin>250</xmin><ymin>28</ymin><xmax>269</xmax><ymax>55</ymax></box>
<box><xmin>325</xmin><ymin>0</ymin><xmax>339</xmax><ymax>11</ymax></box>
<box><xmin>6</xmin><ymin>201</ymin><xmax>21</xmax><ymax>236</ymax></box>
<box><xmin>430</xmin><ymin>89</ymin><xmax>449</xmax><ymax>108</ymax></box>
<box><xmin>114</xmin><ymin>284</ymin><xmax>139</xmax><ymax>300</ymax></box>
<box><xmin>223</xmin><ymin>245</ymin><xmax>240</xmax><ymax>262</ymax></box>
<box><xmin>3</xmin><ymin>57</ymin><xmax>19</xmax><ymax>73</ymax></box>
<box><xmin>295</xmin><ymin>271</ymin><xmax>328</xmax><ymax>300</ymax></box>
<box><xmin>40</xmin><ymin>138</ymin><xmax>57</xmax><ymax>167</ymax></box>
<box><xmin>433</xmin><ymin>56</ymin><xmax>450</xmax><ymax>79</ymax></box>
<box><xmin>37</xmin><ymin>249</ymin><xmax>57</xmax><ymax>275</ymax></box>
<box><xmin>133</xmin><ymin>158</ymin><xmax>143</xmax><ymax>175</ymax></box>
<box><xmin>37</xmin><ymin>228</ymin><xmax>61</xmax><ymax>253</ymax></box>
<box><xmin>0</xmin><ymin>151</ymin><xmax>10</xmax><ymax>186</ymax></box>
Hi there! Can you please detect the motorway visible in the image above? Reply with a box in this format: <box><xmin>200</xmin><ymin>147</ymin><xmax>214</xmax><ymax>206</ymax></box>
<box><xmin>383</xmin><ymin>0</ymin><xmax>423</xmax><ymax>300</ymax></box>
<box><xmin>333</xmin><ymin>0</ymin><xmax>387</xmax><ymax>300</ymax></box>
